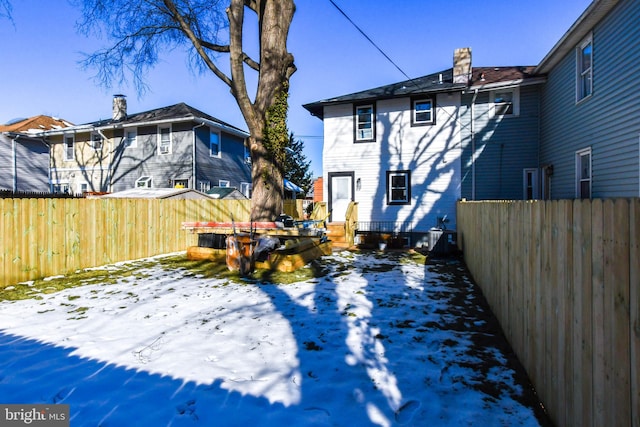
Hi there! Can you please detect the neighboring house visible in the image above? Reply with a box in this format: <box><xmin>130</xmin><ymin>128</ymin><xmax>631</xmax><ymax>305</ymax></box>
<box><xmin>304</xmin><ymin>0</ymin><xmax>639</xmax><ymax>242</ymax></box>
<box><xmin>304</xmin><ymin>48</ymin><xmax>542</xmax><ymax>237</ymax></box>
<box><xmin>41</xmin><ymin>96</ymin><xmax>251</xmax><ymax>196</ymax></box>
<box><xmin>536</xmin><ymin>0</ymin><xmax>640</xmax><ymax>199</ymax></box>
<box><xmin>0</xmin><ymin>116</ymin><xmax>73</xmax><ymax>193</ymax></box>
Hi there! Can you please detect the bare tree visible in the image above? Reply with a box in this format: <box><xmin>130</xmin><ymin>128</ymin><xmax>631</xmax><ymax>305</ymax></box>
<box><xmin>0</xmin><ymin>0</ymin><xmax>12</xmax><ymax>21</ymax></box>
<box><xmin>76</xmin><ymin>0</ymin><xmax>296</xmax><ymax>221</ymax></box>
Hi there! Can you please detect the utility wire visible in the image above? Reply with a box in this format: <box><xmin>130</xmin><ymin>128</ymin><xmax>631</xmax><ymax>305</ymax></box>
<box><xmin>328</xmin><ymin>0</ymin><xmax>412</xmax><ymax>81</ymax></box>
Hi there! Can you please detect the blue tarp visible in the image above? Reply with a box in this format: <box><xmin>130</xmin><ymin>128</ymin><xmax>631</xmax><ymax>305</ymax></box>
<box><xmin>284</xmin><ymin>179</ymin><xmax>303</xmax><ymax>193</ymax></box>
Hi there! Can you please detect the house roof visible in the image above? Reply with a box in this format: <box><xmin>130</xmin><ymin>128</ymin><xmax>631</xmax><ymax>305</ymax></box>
<box><xmin>0</xmin><ymin>115</ymin><xmax>74</xmax><ymax>134</ymax></box>
<box><xmin>206</xmin><ymin>187</ymin><xmax>248</xmax><ymax>199</ymax></box>
<box><xmin>536</xmin><ymin>0</ymin><xmax>618</xmax><ymax>74</ymax></box>
<box><xmin>303</xmin><ymin>66</ymin><xmax>542</xmax><ymax>119</ymax></box>
<box><xmin>41</xmin><ymin>102</ymin><xmax>249</xmax><ymax>138</ymax></box>
<box><xmin>94</xmin><ymin>188</ymin><xmax>213</xmax><ymax>200</ymax></box>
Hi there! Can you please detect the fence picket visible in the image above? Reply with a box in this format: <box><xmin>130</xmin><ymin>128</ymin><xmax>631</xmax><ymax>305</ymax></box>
<box><xmin>457</xmin><ymin>198</ymin><xmax>637</xmax><ymax>427</ymax></box>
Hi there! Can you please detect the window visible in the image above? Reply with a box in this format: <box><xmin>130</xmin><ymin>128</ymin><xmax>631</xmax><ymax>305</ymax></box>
<box><xmin>523</xmin><ymin>169</ymin><xmax>539</xmax><ymax>200</ymax></box>
<box><xmin>412</xmin><ymin>98</ymin><xmax>434</xmax><ymax>125</ymax></box>
<box><xmin>53</xmin><ymin>182</ymin><xmax>70</xmax><ymax>194</ymax></box>
<box><xmin>90</xmin><ymin>132</ymin><xmax>103</xmax><ymax>150</ymax></box>
<box><xmin>492</xmin><ymin>88</ymin><xmax>519</xmax><ymax>117</ymax></box>
<box><xmin>577</xmin><ymin>35</ymin><xmax>593</xmax><ymax>101</ymax></box>
<box><xmin>576</xmin><ymin>148</ymin><xmax>591</xmax><ymax>198</ymax></box>
<box><xmin>386</xmin><ymin>170</ymin><xmax>411</xmax><ymax>205</ymax></box>
<box><xmin>124</xmin><ymin>129</ymin><xmax>137</xmax><ymax>148</ymax></box>
<box><xmin>158</xmin><ymin>126</ymin><xmax>171</xmax><ymax>154</ymax></box>
<box><xmin>240</xmin><ymin>182</ymin><xmax>251</xmax><ymax>198</ymax></box>
<box><xmin>173</xmin><ymin>179</ymin><xmax>188</xmax><ymax>188</ymax></box>
<box><xmin>218</xmin><ymin>180</ymin><xmax>230</xmax><ymax>187</ymax></box>
<box><xmin>198</xmin><ymin>180</ymin><xmax>211</xmax><ymax>192</ymax></box>
<box><xmin>354</xmin><ymin>104</ymin><xmax>375</xmax><ymax>142</ymax></box>
<box><xmin>64</xmin><ymin>135</ymin><xmax>74</xmax><ymax>161</ymax></box>
<box><xmin>136</xmin><ymin>176</ymin><xmax>153</xmax><ymax>188</ymax></box>
<box><xmin>209</xmin><ymin>129</ymin><xmax>221</xmax><ymax>157</ymax></box>
<box><xmin>244</xmin><ymin>145</ymin><xmax>251</xmax><ymax>165</ymax></box>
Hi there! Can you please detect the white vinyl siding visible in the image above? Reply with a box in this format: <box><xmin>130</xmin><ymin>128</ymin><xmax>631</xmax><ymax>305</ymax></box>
<box><xmin>324</xmin><ymin>94</ymin><xmax>461</xmax><ymax>231</ymax></box>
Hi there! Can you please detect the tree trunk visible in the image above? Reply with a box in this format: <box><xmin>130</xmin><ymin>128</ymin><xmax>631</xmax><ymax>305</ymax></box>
<box><xmin>227</xmin><ymin>0</ymin><xmax>295</xmax><ymax>223</ymax></box>
<box><xmin>249</xmin><ymin>134</ymin><xmax>284</xmax><ymax>222</ymax></box>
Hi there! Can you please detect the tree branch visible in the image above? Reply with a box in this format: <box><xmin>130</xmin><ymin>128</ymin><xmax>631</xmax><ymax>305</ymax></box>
<box><xmin>162</xmin><ymin>0</ymin><xmax>232</xmax><ymax>87</ymax></box>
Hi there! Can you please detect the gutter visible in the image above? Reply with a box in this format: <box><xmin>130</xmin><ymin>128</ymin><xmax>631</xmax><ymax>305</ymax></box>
<box><xmin>470</xmin><ymin>89</ymin><xmax>478</xmax><ymax>200</ymax></box>
<box><xmin>11</xmin><ymin>134</ymin><xmax>18</xmax><ymax>192</ymax></box>
<box><xmin>37</xmin><ymin>116</ymin><xmax>249</xmax><ymax>140</ymax></box>
<box><xmin>192</xmin><ymin>122</ymin><xmax>206</xmax><ymax>190</ymax></box>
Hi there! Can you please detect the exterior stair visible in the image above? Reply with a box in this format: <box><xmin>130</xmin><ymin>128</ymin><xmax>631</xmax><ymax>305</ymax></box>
<box><xmin>325</xmin><ymin>222</ymin><xmax>350</xmax><ymax>250</ymax></box>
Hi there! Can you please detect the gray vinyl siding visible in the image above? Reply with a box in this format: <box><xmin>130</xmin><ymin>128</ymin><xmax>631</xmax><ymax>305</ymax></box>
<box><xmin>0</xmin><ymin>134</ymin><xmax>50</xmax><ymax>192</ymax></box>
<box><xmin>461</xmin><ymin>85</ymin><xmax>541</xmax><ymax>200</ymax></box>
<box><xmin>540</xmin><ymin>0</ymin><xmax>640</xmax><ymax>198</ymax></box>
<box><xmin>111</xmin><ymin>123</ymin><xmax>193</xmax><ymax>191</ymax></box>
<box><xmin>195</xmin><ymin>128</ymin><xmax>250</xmax><ymax>189</ymax></box>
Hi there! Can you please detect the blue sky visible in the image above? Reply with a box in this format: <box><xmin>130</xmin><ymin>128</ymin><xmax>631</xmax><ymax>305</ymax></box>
<box><xmin>0</xmin><ymin>0</ymin><xmax>591</xmax><ymax>178</ymax></box>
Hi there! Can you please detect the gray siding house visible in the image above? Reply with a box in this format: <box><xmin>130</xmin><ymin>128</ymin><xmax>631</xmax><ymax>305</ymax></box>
<box><xmin>43</xmin><ymin>97</ymin><xmax>251</xmax><ymax>196</ymax></box>
<box><xmin>460</xmin><ymin>67</ymin><xmax>545</xmax><ymax>200</ymax></box>
<box><xmin>0</xmin><ymin>133</ymin><xmax>50</xmax><ymax>193</ymax></box>
<box><xmin>0</xmin><ymin>116</ymin><xmax>73</xmax><ymax>193</ymax></box>
<box><xmin>537</xmin><ymin>0</ymin><xmax>640</xmax><ymax>199</ymax></box>
<box><xmin>304</xmin><ymin>48</ymin><xmax>542</xmax><ymax>235</ymax></box>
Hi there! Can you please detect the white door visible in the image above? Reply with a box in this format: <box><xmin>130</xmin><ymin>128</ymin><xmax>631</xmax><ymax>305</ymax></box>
<box><xmin>329</xmin><ymin>173</ymin><xmax>353</xmax><ymax>222</ymax></box>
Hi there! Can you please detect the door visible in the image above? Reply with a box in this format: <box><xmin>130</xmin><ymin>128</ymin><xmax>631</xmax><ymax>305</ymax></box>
<box><xmin>328</xmin><ymin>172</ymin><xmax>354</xmax><ymax>222</ymax></box>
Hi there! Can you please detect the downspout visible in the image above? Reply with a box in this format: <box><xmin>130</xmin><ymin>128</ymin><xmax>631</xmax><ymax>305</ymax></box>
<box><xmin>11</xmin><ymin>134</ymin><xmax>18</xmax><ymax>192</ymax></box>
<box><xmin>192</xmin><ymin>123</ymin><xmax>206</xmax><ymax>189</ymax></box>
<box><xmin>38</xmin><ymin>137</ymin><xmax>52</xmax><ymax>193</ymax></box>
<box><xmin>97</xmin><ymin>129</ymin><xmax>111</xmax><ymax>192</ymax></box>
<box><xmin>470</xmin><ymin>89</ymin><xmax>478</xmax><ymax>200</ymax></box>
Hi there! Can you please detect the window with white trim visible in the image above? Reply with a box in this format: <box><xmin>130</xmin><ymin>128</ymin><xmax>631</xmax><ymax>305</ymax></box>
<box><xmin>492</xmin><ymin>88</ymin><xmax>519</xmax><ymax>117</ymax></box>
<box><xmin>523</xmin><ymin>168</ymin><xmax>539</xmax><ymax>200</ymax></box>
<box><xmin>576</xmin><ymin>148</ymin><xmax>591</xmax><ymax>198</ymax></box>
<box><xmin>209</xmin><ymin>128</ymin><xmax>221</xmax><ymax>157</ymax></box>
<box><xmin>219</xmin><ymin>180</ymin><xmax>230</xmax><ymax>187</ymax></box>
<box><xmin>577</xmin><ymin>35</ymin><xmax>593</xmax><ymax>101</ymax></box>
<box><xmin>64</xmin><ymin>135</ymin><xmax>74</xmax><ymax>161</ymax></box>
<box><xmin>354</xmin><ymin>104</ymin><xmax>375</xmax><ymax>142</ymax></box>
<box><xmin>240</xmin><ymin>182</ymin><xmax>251</xmax><ymax>198</ymax></box>
<box><xmin>136</xmin><ymin>176</ymin><xmax>153</xmax><ymax>188</ymax></box>
<box><xmin>412</xmin><ymin>97</ymin><xmax>434</xmax><ymax>125</ymax></box>
<box><xmin>158</xmin><ymin>126</ymin><xmax>172</xmax><ymax>155</ymax></box>
<box><xmin>124</xmin><ymin>129</ymin><xmax>137</xmax><ymax>148</ymax></box>
<box><xmin>386</xmin><ymin>170</ymin><xmax>411</xmax><ymax>205</ymax></box>
<box><xmin>90</xmin><ymin>132</ymin><xmax>103</xmax><ymax>150</ymax></box>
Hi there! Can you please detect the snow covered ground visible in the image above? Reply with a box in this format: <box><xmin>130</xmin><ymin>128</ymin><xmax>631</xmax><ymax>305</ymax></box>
<box><xmin>0</xmin><ymin>251</ymin><xmax>546</xmax><ymax>426</ymax></box>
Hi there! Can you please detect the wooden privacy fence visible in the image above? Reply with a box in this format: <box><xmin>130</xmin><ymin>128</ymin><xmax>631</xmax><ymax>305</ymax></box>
<box><xmin>457</xmin><ymin>199</ymin><xmax>639</xmax><ymax>427</ymax></box>
<box><xmin>1</xmin><ymin>198</ymin><xmax>305</xmax><ymax>287</ymax></box>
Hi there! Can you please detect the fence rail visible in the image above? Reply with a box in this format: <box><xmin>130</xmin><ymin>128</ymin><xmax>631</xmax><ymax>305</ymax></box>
<box><xmin>457</xmin><ymin>199</ymin><xmax>640</xmax><ymax>427</ymax></box>
<box><xmin>1</xmin><ymin>198</ymin><xmax>305</xmax><ymax>287</ymax></box>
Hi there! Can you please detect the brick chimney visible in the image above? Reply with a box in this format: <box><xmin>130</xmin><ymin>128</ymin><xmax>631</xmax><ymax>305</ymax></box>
<box><xmin>453</xmin><ymin>48</ymin><xmax>472</xmax><ymax>85</ymax></box>
<box><xmin>112</xmin><ymin>94</ymin><xmax>127</xmax><ymax>121</ymax></box>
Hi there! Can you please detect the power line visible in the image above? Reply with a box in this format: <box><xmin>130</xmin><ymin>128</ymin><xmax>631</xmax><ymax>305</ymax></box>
<box><xmin>327</xmin><ymin>0</ymin><xmax>412</xmax><ymax>81</ymax></box>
